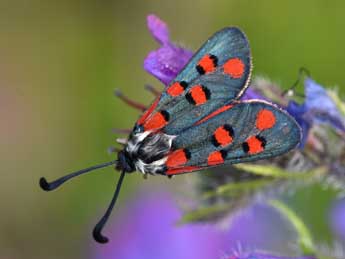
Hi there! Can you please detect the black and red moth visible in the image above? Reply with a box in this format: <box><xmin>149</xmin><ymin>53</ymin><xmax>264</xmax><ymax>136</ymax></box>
<box><xmin>40</xmin><ymin>27</ymin><xmax>302</xmax><ymax>243</ymax></box>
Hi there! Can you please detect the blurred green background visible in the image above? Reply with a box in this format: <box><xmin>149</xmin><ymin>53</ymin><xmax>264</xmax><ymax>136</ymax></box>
<box><xmin>1</xmin><ymin>0</ymin><xmax>344</xmax><ymax>258</ymax></box>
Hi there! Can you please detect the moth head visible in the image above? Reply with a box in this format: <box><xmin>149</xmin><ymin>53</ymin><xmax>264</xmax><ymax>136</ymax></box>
<box><xmin>116</xmin><ymin>149</ymin><xmax>136</xmax><ymax>173</ymax></box>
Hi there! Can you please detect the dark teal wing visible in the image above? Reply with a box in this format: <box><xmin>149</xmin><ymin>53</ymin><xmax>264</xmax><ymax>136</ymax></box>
<box><xmin>165</xmin><ymin>101</ymin><xmax>302</xmax><ymax>175</ymax></box>
<box><xmin>136</xmin><ymin>27</ymin><xmax>252</xmax><ymax>134</ymax></box>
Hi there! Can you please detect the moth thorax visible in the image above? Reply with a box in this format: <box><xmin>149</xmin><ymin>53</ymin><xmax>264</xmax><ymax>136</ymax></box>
<box><xmin>125</xmin><ymin>130</ymin><xmax>175</xmax><ymax>175</ymax></box>
<box><xmin>136</xmin><ymin>133</ymin><xmax>173</xmax><ymax>164</ymax></box>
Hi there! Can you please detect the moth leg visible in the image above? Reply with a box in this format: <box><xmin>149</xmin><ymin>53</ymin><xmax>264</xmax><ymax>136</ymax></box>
<box><xmin>107</xmin><ymin>146</ymin><xmax>121</xmax><ymax>154</ymax></box>
<box><xmin>116</xmin><ymin>138</ymin><xmax>128</xmax><ymax>145</ymax></box>
<box><xmin>144</xmin><ymin>84</ymin><xmax>161</xmax><ymax>97</ymax></box>
<box><xmin>114</xmin><ymin>89</ymin><xmax>147</xmax><ymax>111</ymax></box>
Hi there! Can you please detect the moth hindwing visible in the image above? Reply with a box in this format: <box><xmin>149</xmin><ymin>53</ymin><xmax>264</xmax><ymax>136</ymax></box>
<box><xmin>125</xmin><ymin>27</ymin><xmax>300</xmax><ymax>176</ymax></box>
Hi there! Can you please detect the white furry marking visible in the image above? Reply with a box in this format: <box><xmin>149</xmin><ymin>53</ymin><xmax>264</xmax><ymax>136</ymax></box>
<box><xmin>125</xmin><ymin>131</ymin><xmax>175</xmax><ymax>174</ymax></box>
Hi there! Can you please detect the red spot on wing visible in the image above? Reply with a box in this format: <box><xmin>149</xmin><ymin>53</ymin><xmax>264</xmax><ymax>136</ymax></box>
<box><xmin>167</xmin><ymin>81</ymin><xmax>187</xmax><ymax>97</ymax></box>
<box><xmin>195</xmin><ymin>104</ymin><xmax>234</xmax><ymax>125</ymax></box>
<box><xmin>166</xmin><ymin>149</ymin><xmax>190</xmax><ymax>168</ymax></box>
<box><xmin>197</xmin><ymin>54</ymin><xmax>217</xmax><ymax>74</ymax></box>
<box><xmin>143</xmin><ymin>110</ymin><xmax>169</xmax><ymax>131</ymax></box>
<box><xmin>245</xmin><ymin>136</ymin><xmax>265</xmax><ymax>154</ymax></box>
<box><xmin>207</xmin><ymin>151</ymin><xmax>225</xmax><ymax>166</ymax></box>
<box><xmin>188</xmin><ymin>85</ymin><xmax>209</xmax><ymax>106</ymax></box>
<box><xmin>137</xmin><ymin>95</ymin><xmax>161</xmax><ymax>125</ymax></box>
<box><xmin>256</xmin><ymin>109</ymin><xmax>276</xmax><ymax>130</ymax></box>
<box><xmin>223</xmin><ymin>58</ymin><xmax>245</xmax><ymax>79</ymax></box>
<box><xmin>214</xmin><ymin>125</ymin><xmax>233</xmax><ymax>147</ymax></box>
<box><xmin>166</xmin><ymin>166</ymin><xmax>202</xmax><ymax>175</ymax></box>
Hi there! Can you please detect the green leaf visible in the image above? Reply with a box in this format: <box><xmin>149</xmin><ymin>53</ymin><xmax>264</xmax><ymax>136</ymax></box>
<box><xmin>234</xmin><ymin>164</ymin><xmax>291</xmax><ymax>178</ymax></box>
<box><xmin>203</xmin><ymin>178</ymin><xmax>272</xmax><ymax>199</ymax></box>
<box><xmin>179</xmin><ymin>204</ymin><xmax>231</xmax><ymax>224</ymax></box>
<box><xmin>234</xmin><ymin>164</ymin><xmax>327</xmax><ymax>180</ymax></box>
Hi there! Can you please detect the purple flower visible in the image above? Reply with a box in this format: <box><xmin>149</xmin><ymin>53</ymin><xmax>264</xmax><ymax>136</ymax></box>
<box><xmin>92</xmin><ymin>189</ymin><xmax>229</xmax><ymax>259</ymax></box>
<box><xmin>143</xmin><ymin>14</ymin><xmax>266</xmax><ymax>102</ymax></box>
<box><xmin>286</xmin><ymin>101</ymin><xmax>311</xmax><ymax>148</ymax></box>
<box><xmin>144</xmin><ymin>14</ymin><xmax>193</xmax><ymax>86</ymax></box>
<box><xmin>90</xmin><ymin>189</ymin><xmax>315</xmax><ymax>259</ymax></box>
<box><xmin>240</xmin><ymin>87</ymin><xmax>267</xmax><ymax>101</ymax></box>
<box><xmin>304</xmin><ymin>78</ymin><xmax>345</xmax><ymax>132</ymax></box>
<box><xmin>287</xmin><ymin>77</ymin><xmax>345</xmax><ymax>147</ymax></box>
<box><xmin>227</xmin><ymin>252</ymin><xmax>316</xmax><ymax>259</ymax></box>
<box><xmin>222</xmin><ymin>203</ymin><xmax>318</xmax><ymax>259</ymax></box>
<box><xmin>226</xmin><ymin>204</ymin><xmax>298</xmax><ymax>254</ymax></box>
<box><xmin>330</xmin><ymin>198</ymin><xmax>345</xmax><ymax>240</ymax></box>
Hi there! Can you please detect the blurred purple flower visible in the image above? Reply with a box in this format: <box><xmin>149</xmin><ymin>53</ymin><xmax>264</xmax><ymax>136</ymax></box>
<box><xmin>91</xmin><ymin>190</ymin><xmax>314</xmax><ymax>259</ymax></box>
<box><xmin>92</xmin><ymin>189</ymin><xmax>229</xmax><ymax>259</ymax></box>
<box><xmin>226</xmin><ymin>204</ymin><xmax>298</xmax><ymax>254</ymax></box>
<box><xmin>304</xmin><ymin>78</ymin><xmax>345</xmax><ymax>131</ymax></box>
<box><xmin>222</xmin><ymin>203</ymin><xmax>317</xmax><ymax>259</ymax></box>
<box><xmin>330</xmin><ymin>198</ymin><xmax>345</xmax><ymax>240</ymax></box>
<box><xmin>143</xmin><ymin>14</ymin><xmax>264</xmax><ymax>101</ymax></box>
<box><xmin>287</xmin><ymin>77</ymin><xmax>345</xmax><ymax>147</ymax></box>
<box><xmin>227</xmin><ymin>253</ymin><xmax>316</xmax><ymax>259</ymax></box>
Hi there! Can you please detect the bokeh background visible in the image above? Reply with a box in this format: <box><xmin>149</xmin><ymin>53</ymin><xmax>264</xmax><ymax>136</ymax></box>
<box><xmin>1</xmin><ymin>0</ymin><xmax>345</xmax><ymax>258</ymax></box>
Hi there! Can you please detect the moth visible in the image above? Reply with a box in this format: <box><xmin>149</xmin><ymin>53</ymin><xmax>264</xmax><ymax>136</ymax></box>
<box><xmin>40</xmin><ymin>27</ymin><xmax>302</xmax><ymax>243</ymax></box>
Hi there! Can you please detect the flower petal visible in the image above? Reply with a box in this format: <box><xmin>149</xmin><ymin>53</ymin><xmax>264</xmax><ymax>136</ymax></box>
<box><xmin>228</xmin><ymin>252</ymin><xmax>316</xmax><ymax>259</ymax></box>
<box><xmin>226</xmin><ymin>204</ymin><xmax>298</xmax><ymax>253</ymax></box>
<box><xmin>144</xmin><ymin>44</ymin><xmax>193</xmax><ymax>85</ymax></box>
<box><xmin>286</xmin><ymin>77</ymin><xmax>345</xmax><ymax>148</ymax></box>
<box><xmin>147</xmin><ymin>14</ymin><xmax>170</xmax><ymax>44</ymax></box>
<box><xmin>330</xmin><ymin>198</ymin><xmax>345</xmax><ymax>241</ymax></box>
<box><xmin>240</xmin><ymin>87</ymin><xmax>267</xmax><ymax>101</ymax></box>
<box><xmin>92</xmin><ymin>189</ymin><xmax>229</xmax><ymax>259</ymax></box>
<box><xmin>286</xmin><ymin>101</ymin><xmax>311</xmax><ymax>148</ymax></box>
<box><xmin>304</xmin><ymin>78</ymin><xmax>345</xmax><ymax>132</ymax></box>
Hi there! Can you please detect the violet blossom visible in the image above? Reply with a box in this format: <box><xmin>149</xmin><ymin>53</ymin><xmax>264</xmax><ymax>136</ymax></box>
<box><xmin>144</xmin><ymin>14</ymin><xmax>193</xmax><ymax>86</ymax></box>
<box><xmin>225</xmin><ymin>204</ymin><xmax>297</xmax><ymax>253</ymax></box>
<box><xmin>330</xmin><ymin>198</ymin><xmax>345</xmax><ymax>241</ymax></box>
<box><xmin>92</xmin><ymin>189</ymin><xmax>229</xmax><ymax>259</ymax></box>
<box><xmin>226</xmin><ymin>253</ymin><xmax>316</xmax><ymax>259</ymax></box>
<box><xmin>304</xmin><ymin>78</ymin><xmax>345</xmax><ymax>132</ymax></box>
<box><xmin>287</xmin><ymin>78</ymin><xmax>345</xmax><ymax>147</ymax></box>
<box><xmin>91</xmin><ymin>189</ymin><xmax>317</xmax><ymax>259</ymax></box>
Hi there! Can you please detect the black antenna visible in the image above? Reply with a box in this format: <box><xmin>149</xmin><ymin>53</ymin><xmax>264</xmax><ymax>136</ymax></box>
<box><xmin>39</xmin><ymin>160</ymin><xmax>118</xmax><ymax>191</ymax></box>
<box><xmin>282</xmin><ymin>67</ymin><xmax>310</xmax><ymax>98</ymax></box>
<box><xmin>93</xmin><ymin>169</ymin><xmax>126</xmax><ymax>243</ymax></box>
